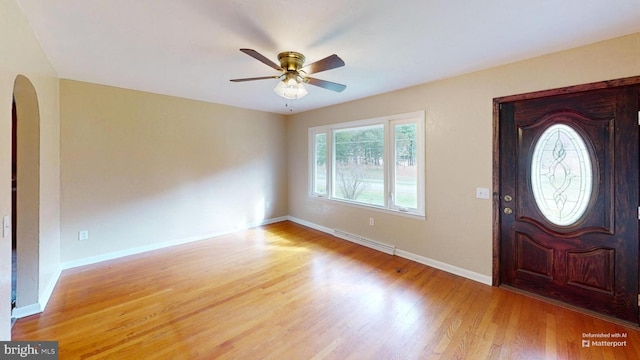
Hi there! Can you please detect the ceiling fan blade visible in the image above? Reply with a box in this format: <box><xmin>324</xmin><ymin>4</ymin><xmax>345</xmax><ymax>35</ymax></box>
<box><xmin>239</xmin><ymin>48</ymin><xmax>282</xmax><ymax>71</ymax></box>
<box><xmin>230</xmin><ymin>76</ymin><xmax>281</xmax><ymax>82</ymax></box>
<box><xmin>302</xmin><ymin>54</ymin><xmax>345</xmax><ymax>75</ymax></box>
<box><xmin>304</xmin><ymin>77</ymin><xmax>347</xmax><ymax>92</ymax></box>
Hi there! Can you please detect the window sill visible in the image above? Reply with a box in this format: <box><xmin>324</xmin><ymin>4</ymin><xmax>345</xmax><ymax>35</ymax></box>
<box><xmin>309</xmin><ymin>194</ymin><xmax>425</xmax><ymax>220</ymax></box>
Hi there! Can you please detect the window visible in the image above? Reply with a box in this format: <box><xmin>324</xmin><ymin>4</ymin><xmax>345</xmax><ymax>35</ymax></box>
<box><xmin>312</xmin><ymin>132</ymin><xmax>327</xmax><ymax>195</ymax></box>
<box><xmin>333</xmin><ymin>124</ymin><xmax>385</xmax><ymax>206</ymax></box>
<box><xmin>531</xmin><ymin>124</ymin><xmax>594</xmax><ymax>226</ymax></box>
<box><xmin>391</xmin><ymin>120</ymin><xmax>419</xmax><ymax>211</ymax></box>
<box><xmin>309</xmin><ymin>111</ymin><xmax>425</xmax><ymax>217</ymax></box>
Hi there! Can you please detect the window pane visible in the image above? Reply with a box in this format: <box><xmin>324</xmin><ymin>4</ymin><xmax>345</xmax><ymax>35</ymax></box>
<box><xmin>394</xmin><ymin>123</ymin><xmax>418</xmax><ymax>209</ymax></box>
<box><xmin>333</xmin><ymin>125</ymin><xmax>384</xmax><ymax>206</ymax></box>
<box><xmin>314</xmin><ymin>133</ymin><xmax>327</xmax><ymax>194</ymax></box>
<box><xmin>531</xmin><ymin>124</ymin><xmax>593</xmax><ymax>226</ymax></box>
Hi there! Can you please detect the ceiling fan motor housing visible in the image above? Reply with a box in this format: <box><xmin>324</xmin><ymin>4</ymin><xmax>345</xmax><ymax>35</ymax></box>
<box><xmin>278</xmin><ymin>52</ymin><xmax>305</xmax><ymax>72</ymax></box>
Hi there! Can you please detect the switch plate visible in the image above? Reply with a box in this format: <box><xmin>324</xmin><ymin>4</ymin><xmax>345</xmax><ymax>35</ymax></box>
<box><xmin>476</xmin><ymin>187</ymin><xmax>491</xmax><ymax>200</ymax></box>
<box><xmin>2</xmin><ymin>215</ymin><xmax>10</xmax><ymax>238</ymax></box>
<box><xmin>369</xmin><ymin>217</ymin><xmax>375</xmax><ymax>226</ymax></box>
<box><xmin>78</xmin><ymin>230</ymin><xmax>89</xmax><ymax>241</ymax></box>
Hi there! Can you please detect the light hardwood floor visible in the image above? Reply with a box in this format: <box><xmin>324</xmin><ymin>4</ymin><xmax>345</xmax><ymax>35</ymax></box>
<box><xmin>12</xmin><ymin>221</ymin><xmax>640</xmax><ymax>359</ymax></box>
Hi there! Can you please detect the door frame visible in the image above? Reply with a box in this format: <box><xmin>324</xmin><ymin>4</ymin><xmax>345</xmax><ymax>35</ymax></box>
<box><xmin>492</xmin><ymin>75</ymin><xmax>640</xmax><ymax>287</ymax></box>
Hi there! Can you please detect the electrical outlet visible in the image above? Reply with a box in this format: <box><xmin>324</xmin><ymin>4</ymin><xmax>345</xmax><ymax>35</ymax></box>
<box><xmin>369</xmin><ymin>217</ymin><xmax>375</xmax><ymax>226</ymax></box>
<box><xmin>78</xmin><ymin>230</ymin><xmax>89</xmax><ymax>241</ymax></box>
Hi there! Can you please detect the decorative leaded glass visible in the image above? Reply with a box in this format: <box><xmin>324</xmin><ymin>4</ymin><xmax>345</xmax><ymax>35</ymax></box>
<box><xmin>530</xmin><ymin>124</ymin><xmax>593</xmax><ymax>226</ymax></box>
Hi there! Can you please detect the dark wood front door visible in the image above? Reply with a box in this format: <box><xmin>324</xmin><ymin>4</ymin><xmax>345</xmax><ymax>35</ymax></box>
<box><xmin>497</xmin><ymin>85</ymin><xmax>639</xmax><ymax>323</ymax></box>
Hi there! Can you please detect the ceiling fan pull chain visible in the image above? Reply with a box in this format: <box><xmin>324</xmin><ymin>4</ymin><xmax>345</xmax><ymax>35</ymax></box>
<box><xmin>285</xmin><ymin>99</ymin><xmax>294</xmax><ymax>112</ymax></box>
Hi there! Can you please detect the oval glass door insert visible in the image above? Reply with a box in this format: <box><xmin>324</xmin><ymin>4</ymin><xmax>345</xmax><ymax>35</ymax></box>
<box><xmin>530</xmin><ymin>124</ymin><xmax>593</xmax><ymax>226</ymax></box>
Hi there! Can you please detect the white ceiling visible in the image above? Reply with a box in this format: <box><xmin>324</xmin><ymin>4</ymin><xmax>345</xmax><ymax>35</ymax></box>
<box><xmin>15</xmin><ymin>0</ymin><xmax>640</xmax><ymax>114</ymax></box>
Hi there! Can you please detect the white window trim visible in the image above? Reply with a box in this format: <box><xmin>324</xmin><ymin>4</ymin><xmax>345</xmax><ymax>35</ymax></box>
<box><xmin>308</xmin><ymin>111</ymin><xmax>425</xmax><ymax>219</ymax></box>
<box><xmin>309</xmin><ymin>128</ymin><xmax>331</xmax><ymax>198</ymax></box>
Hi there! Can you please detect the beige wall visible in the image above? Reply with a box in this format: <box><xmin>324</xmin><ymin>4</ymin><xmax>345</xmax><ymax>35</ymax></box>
<box><xmin>287</xmin><ymin>33</ymin><xmax>640</xmax><ymax>278</ymax></box>
<box><xmin>0</xmin><ymin>0</ymin><xmax>60</xmax><ymax>340</ymax></box>
<box><xmin>60</xmin><ymin>80</ymin><xmax>287</xmax><ymax>262</ymax></box>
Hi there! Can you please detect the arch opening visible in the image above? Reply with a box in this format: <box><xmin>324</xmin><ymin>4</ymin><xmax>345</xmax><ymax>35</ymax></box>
<box><xmin>11</xmin><ymin>75</ymin><xmax>41</xmax><ymax>315</ymax></box>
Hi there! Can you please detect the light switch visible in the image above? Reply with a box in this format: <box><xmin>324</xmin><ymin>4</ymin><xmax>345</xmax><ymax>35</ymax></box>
<box><xmin>78</xmin><ymin>230</ymin><xmax>89</xmax><ymax>241</ymax></box>
<box><xmin>476</xmin><ymin>187</ymin><xmax>491</xmax><ymax>200</ymax></box>
<box><xmin>2</xmin><ymin>215</ymin><xmax>10</xmax><ymax>238</ymax></box>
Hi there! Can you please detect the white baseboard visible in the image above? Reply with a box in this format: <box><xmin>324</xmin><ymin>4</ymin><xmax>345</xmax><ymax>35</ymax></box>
<box><xmin>39</xmin><ymin>266</ymin><xmax>63</xmax><ymax>311</ymax></box>
<box><xmin>12</xmin><ymin>303</ymin><xmax>42</xmax><ymax>319</ymax></box>
<box><xmin>333</xmin><ymin>229</ymin><xmax>395</xmax><ymax>255</ymax></box>
<box><xmin>259</xmin><ymin>216</ymin><xmax>289</xmax><ymax>226</ymax></box>
<box><xmin>61</xmin><ymin>231</ymin><xmax>233</xmax><ymax>270</ymax></box>
<box><xmin>288</xmin><ymin>216</ymin><xmax>491</xmax><ymax>286</ymax></box>
<box><xmin>287</xmin><ymin>216</ymin><xmax>333</xmax><ymax>234</ymax></box>
<box><xmin>11</xmin><ymin>266</ymin><xmax>63</xmax><ymax>319</ymax></box>
<box><xmin>395</xmin><ymin>249</ymin><xmax>492</xmax><ymax>285</ymax></box>
<box><xmin>62</xmin><ymin>216</ymin><xmax>290</xmax><ymax>270</ymax></box>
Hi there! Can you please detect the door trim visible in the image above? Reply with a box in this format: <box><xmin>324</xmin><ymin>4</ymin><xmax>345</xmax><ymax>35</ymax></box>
<box><xmin>492</xmin><ymin>75</ymin><xmax>640</xmax><ymax>286</ymax></box>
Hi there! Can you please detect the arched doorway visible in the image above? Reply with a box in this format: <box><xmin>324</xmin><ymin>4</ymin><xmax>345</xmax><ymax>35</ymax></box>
<box><xmin>11</xmin><ymin>75</ymin><xmax>40</xmax><ymax>316</ymax></box>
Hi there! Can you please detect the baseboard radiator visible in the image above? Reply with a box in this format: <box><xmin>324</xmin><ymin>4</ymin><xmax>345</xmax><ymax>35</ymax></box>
<box><xmin>333</xmin><ymin>229</ymin><xmax>396</xmax><ymax>255</ymax></box>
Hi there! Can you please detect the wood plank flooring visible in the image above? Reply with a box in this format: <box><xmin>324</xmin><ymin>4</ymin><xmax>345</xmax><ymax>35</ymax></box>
<box><xmin>12</xmin><ymin>221</ymin><xmax>640</xmax><ymax>359</ymax></box>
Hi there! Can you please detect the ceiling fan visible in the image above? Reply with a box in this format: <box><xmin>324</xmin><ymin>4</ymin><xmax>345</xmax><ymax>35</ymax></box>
<box><xmin>230</xmin><ymin>48</ymin><xmax>346</xmax><ymax>100</ymax></box>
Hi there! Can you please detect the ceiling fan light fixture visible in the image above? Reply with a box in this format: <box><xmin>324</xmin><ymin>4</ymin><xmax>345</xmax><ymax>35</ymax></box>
<box><xmin>274</xmin><ymin>76</ymin><xmax>308</xmax><ymax>100</ymax></box>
